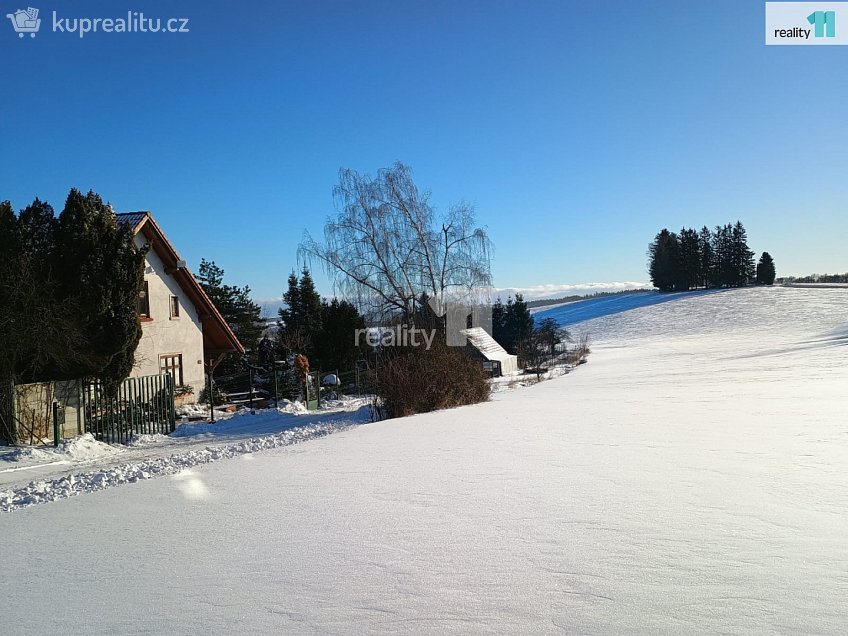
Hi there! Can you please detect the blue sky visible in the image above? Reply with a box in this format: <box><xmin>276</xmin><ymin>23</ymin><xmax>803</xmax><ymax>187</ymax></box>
<box><xmin>1</xmin><ymin>0</ymin><xmax>846</xmax><ymax>303</ymax></box>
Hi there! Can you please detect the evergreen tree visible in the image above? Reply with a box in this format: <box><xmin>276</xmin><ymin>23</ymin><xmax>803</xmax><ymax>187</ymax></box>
<box><xmin>0</xmin><ymin>201</ymin><xmax>20</xmax><ymax>383</ymax></box>
<box><xmin>1</xmin><ymin>191</ymin><xmax>146</xmax><ymax>391</ymax></box>
<box><xmin>17</xmin><ymin>198</ymin><xmax>56</xmax><ymax>271</ymax></box>
<box><xmin>315</xmin><ymin>298</ymin><xmax>366</xmax><ymax>372</ymax></box>
<box><xmin>297</xmin><ymin>269</ymin><xmax>324</xmax><ymax>344</ymax></box>
<box><xmin>648</xmin><ymin>229</ymin><xmax>683</xmax><ymax>291</ymax></box>
<box><xmin>731</xmin><ymin>221</ymin><xmax>756</xmax><ymax>286</ymax></box>
<box><xmin>510</xmin><ymin>293</ymin><xmax>534</xmax><ymax>348</ymax></box>
<box><xmin>496</xmin><ymin>293</ymin><xmax>535</xmax><ymax>360</ymax></box>
<box><xmin>278</xmin><ymin>268</ymin><xmax>323</xmax><ymax>361</ymax></box>
<box><xmin>712</xmin><ymin>224</ymin><xmax>735</xmax><ymax>287</ymax></box>
<box><xmin>698</xmin><ymin>226</ymin><xmax>714</xmax><ymax>288</ymax></box>
<box><xmin>197</xmin><ymin>258</ymin><xmax>262</xmax><ymax>350</ymax></box>
<box><xmin>650</xmin><ymin>221</ymin><xmax>760</xmax><ymax>290</ymax></box>
<box><xmin>491</xmin><ymin>297</ymin><xmax>507</xmax><ymax>347</ymax></box>
<box><xmin>756</xmin><ymin>252</ymin><xmax>776</xmax><ymax>285</ymax></box>
<box><xmin>197</xmin><ymin>258</ymin><xmax>262</xmax><ymax>381</ymax></box>
<box><xmin>279</xmin><ymin>272</ymin><xmax>300</xmax><ymax>328</ymax></box>
<box><xmin>678</xmin><ymin>227</ymin><xmax>701</xmax><ymax>290</ymax></box>
<box><xmin>54</xmin><ymin>190</ymin><xmax>146</xmax><ymax>389</ymax></box>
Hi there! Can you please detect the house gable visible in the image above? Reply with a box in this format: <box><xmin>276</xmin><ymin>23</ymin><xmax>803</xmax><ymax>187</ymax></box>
<box><xmin>117</xmin><ymin>212</ymin><xmax>245</xmax><ymax>358</ymax></box>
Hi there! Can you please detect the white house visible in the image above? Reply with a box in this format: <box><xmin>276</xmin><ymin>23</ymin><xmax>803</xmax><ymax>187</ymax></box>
<box><xmin>117</xmin><ymin>212</ymin><xmax>244</xmax><ymax>402</ymax></box>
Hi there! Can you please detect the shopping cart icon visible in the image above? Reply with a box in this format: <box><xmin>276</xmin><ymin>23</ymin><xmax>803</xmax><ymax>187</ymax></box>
<box><xmin>6</xmin><ymin>7</ymin><xmax>41</xmax><ymax>38</ymax></box>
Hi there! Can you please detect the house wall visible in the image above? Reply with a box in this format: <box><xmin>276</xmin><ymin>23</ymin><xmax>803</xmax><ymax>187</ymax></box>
<box><xmin>132</xmin><ymin>235</ymin><xmax>205</xmax><ymax>402</ymax></box>
<box><xmin>463</xmin><ymin>344</ymin><xmax>519</xmax><ymax>376</ymax></box>
<box><xmin>498</xmin><ymin>355</ymin><xmax>519</xmax><ymax>376</ymax></box>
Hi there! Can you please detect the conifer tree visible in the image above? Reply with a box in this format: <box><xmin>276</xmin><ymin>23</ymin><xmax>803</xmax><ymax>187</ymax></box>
<box><xmin>297</xmin><ymin>268</ymin><xmax>324</xmax><ymax>344</ymax></box>
<box><xmin>678</xmin><ymin>227</ymin><xmax>701</xmax><ymax>290</ymax></box>
<box><xmin>648</xmin><ymin>229</ymin><xmax>683</xmax><ymax>291</ymax></box>
<box><xmin>698</xmin><ymin>226</ymin><xmax>714</xmax><ymax>287</ymax></box>
<box><xmin>0</xmin><ymin>191</ymin><xmax>146</xmax><ymax>391</ymax></box>
<box><xmin>55</xmin><ymin>190</ymin><xmax>147</xmax><ymax>390</ymax></box>
<box><xmin>197</xmin><ymin>258</ymin><xmax>262</xmax><ymax>382</ymax></box>
<box><xmin>731</xmin><ymin>221</ymin><xmax>756</xmax><ymax>286</ymax></box>
<box><xmin>278</xmin><ymin>269</ymin><xmax>321</xmax><ymax>355</ymax></box>
<box><xmin>279</xmin><ymin>272</ymin><xmax>300</xmax><ymax>328</ymax></box>
<box><xmin>493</xmin><ymin>296</ymin><xmax>523</xmax><ymax>354</ymax></box>
<box><xmin>712</xmin><ymin>224</ymin><xmax>735</xmax><ymax>287</ymax></box>
<box><xmin>491</xmin><ymin>297</ymin><xmax>507</xmax><ymax>347</ymax></box>
<box><xmin>315</xmin><ymin>298</ymin><xmax>366</xmax><ymax>372</ymax></box>
<box><xmin>510</xmin><ymin>293</ymin><xmax>534</xmax><ymax>347</ymax></box>
<box><xmin>197</xmin><ymin>258</ymin><xmax>262</xmax><ymax>350</ymax></box>
<box><xmin>756</xmin><ymin>252</ymin><xmax>776</xmax><ymax>285</ymax></box>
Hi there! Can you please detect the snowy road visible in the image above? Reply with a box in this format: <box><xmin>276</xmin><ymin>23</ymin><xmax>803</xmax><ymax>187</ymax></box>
<box><xmin>1</xmin><ymin>287</ymin><xmax>847</xmax><ymax>634</ymax></box>
<box><xmin>0</xmin><ymin>400</ymin><xmax>374</xmax><ymax>509</ymax></box>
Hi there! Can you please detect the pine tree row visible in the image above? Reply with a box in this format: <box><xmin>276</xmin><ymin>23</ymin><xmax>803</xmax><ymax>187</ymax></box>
<box><xmin>648</xmin><ymin>221</ymin><xmax>775</xmax><ymax>292</ymax></box>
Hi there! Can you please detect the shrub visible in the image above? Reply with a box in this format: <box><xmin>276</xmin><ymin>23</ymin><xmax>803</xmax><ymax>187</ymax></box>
<box><xmin>174</xmin><ymin>384</ymin><xmax>194</xmax><ymax>397</ymax></box>
<box><xmin>199</xmin><ymin>381</ymin><xmax>226</xmax><ymax>406</ymax></box>
<box><xmin>372</xmin><ymin>339</ymin><xmax>490</xmax><ymax>419</ymax></box>
<box><xmin>566</xmin><ymin>334</ymin><xmax>591</xmax><ymax>365</ymax></box>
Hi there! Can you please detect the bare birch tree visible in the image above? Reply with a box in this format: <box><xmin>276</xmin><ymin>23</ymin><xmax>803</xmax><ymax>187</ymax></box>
<box><xmin>299</xmin><ymin>162</ymin><xmax>492</xmax><ymax>322</ymax></box>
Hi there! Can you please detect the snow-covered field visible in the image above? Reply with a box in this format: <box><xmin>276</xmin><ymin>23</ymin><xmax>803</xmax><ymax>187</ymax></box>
<box><xmin>2</xmin><ymin>286</ymin><xmax>847</xmax><ymax>634</ymax></box>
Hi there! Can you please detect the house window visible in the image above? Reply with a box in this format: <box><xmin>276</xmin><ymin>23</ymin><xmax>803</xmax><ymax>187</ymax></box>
<box><xmin>159</xmin><ymin>354</ymin><xmax>183</xmax><ymax>386</ymax></box>
<box><xmin>170</xmin><ymin>295</ymin><xmax>180</xmax><ymax>319</ymax></box>
<box><xmin>138</xmin><ymin>281</ymin><xmax>150</xmax><ymax>318</ymax></box>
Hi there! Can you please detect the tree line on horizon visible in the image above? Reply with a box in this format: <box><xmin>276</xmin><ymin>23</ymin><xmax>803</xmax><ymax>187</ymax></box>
<box><xmin>777</xmin><ymin>273</ymin><xmax>848</xmax><ymax>284</ymax></box>
<box><xmin>648</xmin><ymin>221</ymin><xmax>775</xmax><ymax>292</ymax></box>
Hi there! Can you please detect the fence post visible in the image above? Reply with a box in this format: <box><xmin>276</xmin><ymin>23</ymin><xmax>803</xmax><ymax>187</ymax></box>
<box><xmin>75</xmin><ymin>380</ymin><xmax>82</xmax><ymax>435</ymax></box>
<box><xmin>167</xmin><ymin>373</ymin><xmax>176</xmax><ymax>432</ymax></box>
<box><xmin>273</xmin><ymin>362</ymin><xmax>279</xmax><ymax>407</ymax></box>
<box><xmin>80</xmin><ymin>382</ymin><xmax>86</xmax><ymax>436</ymax></box>
<box><xmin>53</xmin><ymin>401</ymin><xmax>59</xmax><ymax>447</ymax></box>
<box><xmin>249</xmin><ymin>368</ymin><xmax>254</xmax><ymax>411</ymax></box>
<box><xmin>207</xmin><ymin>365</ymin><xmax>215</xmax><ymax>423</ymax></box>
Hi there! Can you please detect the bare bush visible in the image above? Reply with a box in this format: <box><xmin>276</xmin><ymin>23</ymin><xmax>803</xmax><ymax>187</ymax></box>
<box><xmin>566</xmin><ymin>334</ymin><xmax>591</xmax><ymax>365</ymax></box>
<box><xmin>371</xmin><ymin>341</ymin><xmax>490</xmax><ymax>419</ymax></box>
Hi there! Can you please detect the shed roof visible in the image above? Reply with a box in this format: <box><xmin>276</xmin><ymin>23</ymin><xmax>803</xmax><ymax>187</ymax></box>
<box><xmin>460</xmin><ymin>327</ymin><xmax>516</xmax><ymax>363</ymax></box>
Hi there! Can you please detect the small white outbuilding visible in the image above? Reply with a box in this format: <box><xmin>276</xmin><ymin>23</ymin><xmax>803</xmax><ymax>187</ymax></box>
<box><xmin>460</xmin><ymin>327</ymin><xmax>519</xmax><ymax>377</ymax></box>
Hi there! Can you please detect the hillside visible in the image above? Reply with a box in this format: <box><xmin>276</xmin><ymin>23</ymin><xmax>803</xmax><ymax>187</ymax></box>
<box><xmin>2</xmin><ymin>287</ymin><xmax>847</xmax><ymax>633</ymax></box>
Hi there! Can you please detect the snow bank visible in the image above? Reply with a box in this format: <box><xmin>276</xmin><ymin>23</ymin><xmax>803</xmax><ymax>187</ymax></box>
<box><xmin>278</xmin><ymin>399</ymin><xmax>309</xmax><ymax>415</ymax></box>
<box><xmin>0</xmin><ymin>433</ymin><xmax>123</xmax><ymax>469</ymax></box>
<box><xmin>0</xmin><ymin>416</ymin><xmax>366</xmax><ymax>512</ymax></box>
<box><xmin>55</xmin><ymin>433</ymin><xmax>125</xmax><ymax>461</ymax></box>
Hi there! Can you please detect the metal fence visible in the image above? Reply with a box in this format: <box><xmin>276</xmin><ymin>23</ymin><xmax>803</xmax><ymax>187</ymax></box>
<box><xmin>82</xmin><ymin>374</ymin><xmax>175</xmax><ymax>444</ymax></box>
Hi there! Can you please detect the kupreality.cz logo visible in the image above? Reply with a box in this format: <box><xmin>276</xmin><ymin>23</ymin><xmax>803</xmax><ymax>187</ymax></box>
<box><xmin>766</xmin><ymin>2</ymin><xmax>847</xmax><ymax>44</ymax></box>
<box><xmin>5</xmin><ymin>6</ymin><xmax>190</xmax><ymax>40</ymax></box>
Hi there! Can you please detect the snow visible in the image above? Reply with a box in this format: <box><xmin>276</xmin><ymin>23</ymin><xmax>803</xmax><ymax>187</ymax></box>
<box><xmin>0</xmin><ymin>397</ymin><xmax>373</xmax><ymax>510</ymax></box>
<box><xmin>1</xmin><ymin>287</ymin><xmax>847</xmax><ymax>633</ymax></box>
<box><xmin>497</xmin><ymin>281</ymin><xmax>649</xmax><ymax>302</ymax></box>
<box><xmin>532</xmin><ymin>288</ymin><xmax>722</xmax><ymax>326</ymax></box>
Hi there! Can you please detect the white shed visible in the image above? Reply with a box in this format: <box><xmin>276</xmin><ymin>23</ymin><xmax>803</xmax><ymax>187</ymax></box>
<box><xmin>460</xmin><ymin>327</ymin><xmax>519</xmax><ymax>376</ymax></box>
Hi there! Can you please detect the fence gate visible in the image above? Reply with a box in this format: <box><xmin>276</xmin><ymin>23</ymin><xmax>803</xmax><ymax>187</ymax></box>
<box><xmin>304</xmin><ymin>371</ymin><xmax>320</xmax><ymax>411</ymax></box>
<box><xmin>82</xmin><ymin>374</ymin><xmax>176</xmax><ymax>444</ymax></box>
